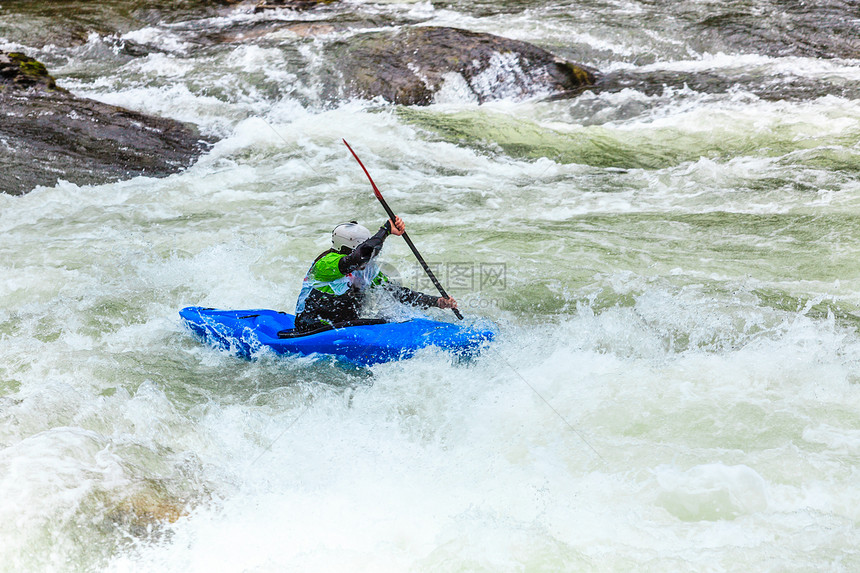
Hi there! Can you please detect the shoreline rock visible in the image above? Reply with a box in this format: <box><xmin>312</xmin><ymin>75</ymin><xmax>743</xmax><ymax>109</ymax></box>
<box><xmin>0</xmin><ymin>51</ymin><xmax>210</xmax><ymax>195</ymax></box>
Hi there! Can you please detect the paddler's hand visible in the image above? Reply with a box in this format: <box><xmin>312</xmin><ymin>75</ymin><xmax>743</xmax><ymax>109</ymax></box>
<box><xmin>437</xmin><ymin>296</ymin><xmax>458</xmax><ymax>309</ymax></box>
<box><xmin>388</xmin><ymin>216</ymin><xmax>405</xmax><ymax>236</ymax></box>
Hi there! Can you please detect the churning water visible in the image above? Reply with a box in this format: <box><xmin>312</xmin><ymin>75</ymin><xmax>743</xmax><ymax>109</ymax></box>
<box><xmin>1</xmin><ymin>1</ymin><xmax>860</xmax><ymax>571</ymax></box>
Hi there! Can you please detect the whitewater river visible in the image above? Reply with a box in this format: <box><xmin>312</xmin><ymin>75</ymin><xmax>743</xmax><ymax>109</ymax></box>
<box><xmin>2</xmin><ymin>1</ymin><xmax>860</xmax><ymax>570</ymax></box>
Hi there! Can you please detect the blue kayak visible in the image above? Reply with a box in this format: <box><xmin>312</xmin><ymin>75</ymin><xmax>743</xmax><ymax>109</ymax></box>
<box><xmin>179</xmin><ymin>306</ymin><xmax>495</xmax><ymax>366</ymax></box>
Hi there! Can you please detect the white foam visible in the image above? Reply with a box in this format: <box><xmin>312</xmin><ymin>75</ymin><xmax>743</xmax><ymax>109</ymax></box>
<box><xmin>121</xmin><ymin>28</ymin><xmax>194</xmax><ymax>54</ymax></box>
<box><xmin>655</xmin><ymin>463</ymin><xmax>769</xmax><ymax>521</ymax></box>
<box><xmin>3</xmin><ymin>4</ymin><xmax>860</xmax><ymax>570</ymax></box>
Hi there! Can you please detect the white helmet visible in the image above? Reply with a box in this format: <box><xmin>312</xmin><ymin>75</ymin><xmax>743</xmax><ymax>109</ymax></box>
<box><xmin>332</xmin><ymin>221</ymin><xmax>371</xmax><ymax>252</ymax></box>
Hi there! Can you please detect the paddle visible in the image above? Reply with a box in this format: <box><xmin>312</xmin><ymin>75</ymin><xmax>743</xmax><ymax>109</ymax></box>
<box><xmin>343</xmin><ymin>138</ymin><xmax>464</xmax><ymax>320</ymax></box>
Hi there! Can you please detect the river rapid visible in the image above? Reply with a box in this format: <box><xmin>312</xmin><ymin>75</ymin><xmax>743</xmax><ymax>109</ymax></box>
<box><xmin>2</xmin><ymin>1</ymin><xmax>860</xmax><ymax>571</ymax></box>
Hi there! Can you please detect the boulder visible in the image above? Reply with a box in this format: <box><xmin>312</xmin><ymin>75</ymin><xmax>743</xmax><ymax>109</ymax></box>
<box><xmin>324</xmin><ymin>26</ymin><xmax>598</xmax><ymax>105</ymax></box>
<box><xmin>0</xmin><ymin>51</ymin><xmax>210</xmax><ymax>195</ymax></box>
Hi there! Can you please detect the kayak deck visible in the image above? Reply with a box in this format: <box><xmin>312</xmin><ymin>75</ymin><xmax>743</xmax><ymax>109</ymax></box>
<box><xmin>179</xmin><ymin>306</ymin><xmax>495</xmax><ymax>366</ymax></box>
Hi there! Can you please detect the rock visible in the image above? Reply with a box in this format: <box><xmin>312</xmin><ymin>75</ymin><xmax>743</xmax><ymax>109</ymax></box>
<box><xmin>324</xmin><ymin>26</ymin><xmax>598</xmax><ymax>105</ymax></box>
<box><xmin>0</xmin><ymin>52</ymin><xmax>64</xmax><ymax>92</ymax></box>
<box><xmin>253</xmin><ymin>0</ymin><xmax>339</xmax><ymax>11</ymax></box>
<box><xmin>0</xmin><ymin>0</ymin><xmax>248</xmax><ymax>48</ymax></box>
<box><xmin>0</xmin><ymin>51</ymin><xmax>210</xmax><ymax>195</ymax></box>
<box><xmin>199</xmin><ymin>19</ymin><xmax>339</xmax><ymax>44</ymax></box>
<box><xmin>691</xmin><ymin>2</ymin><xmax>860</xmax><ymax>60</ymax></box>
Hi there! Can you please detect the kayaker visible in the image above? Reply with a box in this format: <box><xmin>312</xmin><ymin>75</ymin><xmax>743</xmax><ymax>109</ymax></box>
<box><xmin>294</xmin><ymin>216</ymin><xmax>458</xmax><ymax>332</ymax></box>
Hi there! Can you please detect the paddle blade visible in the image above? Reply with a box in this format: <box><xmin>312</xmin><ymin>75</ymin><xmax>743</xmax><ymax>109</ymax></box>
<box><xmin>343</xmin><ymin>138</ymin><xmax>384</xmax><ymax>202</ymax></box>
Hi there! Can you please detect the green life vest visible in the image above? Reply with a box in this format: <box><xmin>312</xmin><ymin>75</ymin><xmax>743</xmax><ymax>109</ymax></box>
<box><xmin>295</xmin><ymin>252</ymin><xmax>388</xmax><ymax>314</ymax></box>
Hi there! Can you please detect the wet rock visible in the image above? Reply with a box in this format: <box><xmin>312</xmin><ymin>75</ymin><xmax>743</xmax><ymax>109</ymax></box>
<box><xmin>323</xmin><ymin>26</ymin><xmax>598</xmax><ymax>105</ymax></box>
<box><xmin>106</xmin><ymin>490</ymin><xmax>187</xmax><ymax>534</ymax></box>
<box><xmin>97</xmin><ymin>483</ymin><xmax>192</xmax><ymax>543</ymax></box>
<box><xmin>691</xmin><ymin>2</ymin><xmax>860</xmax><ymax>59</ymax></box>
<box><xmin>198</xmin><ymin>18</ymin><xmax>339</xmax><ymax>45</ymax></box>
<box><xmin>0</xmin><ymin>52</ymin><xmax>64</xmax><ymax>92</ymax></box>
<box><xmin>253</xmin><ymin>0</ymin><xmax>339</xmax><ymax>11</ymax></box>
<box><xmin>593</xmin><ymin>66</ymin><xmax>860</xmax><ymax>104</ymax></box>
<box><xmin>0</xmin><ymin>51</ymin><xmax>210</xmax><ymax>195</ymax></box>
<box><xmin>0</xmin><ymin>0</ymin><xmax>247</xmax><ymax>49</ymax></box>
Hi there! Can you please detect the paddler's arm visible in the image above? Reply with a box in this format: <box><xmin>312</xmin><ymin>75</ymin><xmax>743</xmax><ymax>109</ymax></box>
<box><xmin>370</xmin><ymin>216</ymin><xmax>458</xmax><ymax>310</ymax></box>
<box><xmin>337</xmin><ymin>217</ymin><xmax>404</xmax><ymax>275</ymax></box>
<box><xmin>383</xmin><ymin>284</ymin><xmax>458</xmax><ymax>310</ymax></box>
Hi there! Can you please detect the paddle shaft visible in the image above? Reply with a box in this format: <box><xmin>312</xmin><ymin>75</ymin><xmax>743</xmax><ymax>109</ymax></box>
<box><xmin>343</xmin><ymin>139</ymin><xmax>464</xmax><ymax>320</ymax></box>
